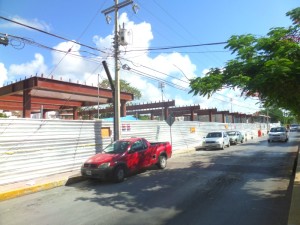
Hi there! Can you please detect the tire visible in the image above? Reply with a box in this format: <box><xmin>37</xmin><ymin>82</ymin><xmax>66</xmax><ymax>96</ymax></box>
<box><xmin>157</xmin><ymin>155</ymin><xmax>167</xmax><ymax>169</ymax></box>
<box><xmin>221</xmin><ymin>143</ymin><xmax>225</xmax><ymax>150</ymax></box>
<box><xmin>268</xmin><ymin>139</ymin><xmax>271</xmax><ymax>143</ymax></box>
<box><xmin>113</xmin><ymin>166</ymin><xmax>125</xmax><ymax>183</ymax></box>
<box><xmin>241</xmin><ymin>139</ymin><xmax>244</xmax><ymax>143</ymax></box>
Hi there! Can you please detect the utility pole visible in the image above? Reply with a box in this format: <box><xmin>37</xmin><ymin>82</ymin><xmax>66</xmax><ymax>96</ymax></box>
<box><xmin>158</xmin><ymin>82</ymin><xmax>165</xmax><ymax>120</ymax></box>
<box><xmin>97</xmin><ymin>74</ymin><xmax>100</xmax><ymax>119</ymax></box>
<box><xmin>266</xmin><ymin>108</ymin><xmax>269</xmax><ymax>132</ymax></box>
<box><xmin>101</xmin><ymin>0</ymin><xmax>138</xmax><ymax>140</ymax></box>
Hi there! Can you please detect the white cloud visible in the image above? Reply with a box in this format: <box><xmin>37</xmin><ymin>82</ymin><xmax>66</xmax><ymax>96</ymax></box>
<box><xmin>50</xmin><ymin>41</ymin><xmax>104</xmax><ymax>82</ymax></box>
<box><xmin>0</xmin><ymin>16</ymin><xmax>51</xmax><ymax>32</ymax></box>
<box><xmin>202</xmin><ymin>68</ymin><xmax>210</xmax><ymax>76</ymax></box>
<box><xmin>0</xmin><ymin>63</ymin><xmax>8</xmax><ymax>86</ymax></box>
<box><xmin>9</xmin><ymin>53</ymin><xmax>47</xmax><ymax>77</ymax></box>
<box><xmin>93</xmin><ymin>34</ymin><xmax>114</xmax><ymax>58</ymax></box>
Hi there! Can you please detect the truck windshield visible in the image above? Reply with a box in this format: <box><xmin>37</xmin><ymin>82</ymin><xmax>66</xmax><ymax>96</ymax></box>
<box><xmin>103</xmin><ymin>141</ymin><xmax>130</xmax><ymax>154</ymax></box>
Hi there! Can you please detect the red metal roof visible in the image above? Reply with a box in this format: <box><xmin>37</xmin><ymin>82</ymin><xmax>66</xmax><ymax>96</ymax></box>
<box><xmin>0</xmin><ymin>76</ymin><xmax>134</xmax><ymax>117</ymax></box>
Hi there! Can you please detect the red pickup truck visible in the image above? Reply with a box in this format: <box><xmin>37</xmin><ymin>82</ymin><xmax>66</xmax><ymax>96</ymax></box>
<box><xmin>81</xmin><ymin>137</ymin><xmax>172</xmax><ymax>182</ymax></box>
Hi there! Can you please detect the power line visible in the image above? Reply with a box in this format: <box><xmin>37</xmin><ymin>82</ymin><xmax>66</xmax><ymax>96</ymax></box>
<box><xmin>122</xmin><ymin>41</ymin><xmax>227</xmax><ymax>52</ymax></box>
<box><xmin>121</xmin><ymin>57</ymin><xmax>190</xmax><ymax>84</ymax></box>
<box><xmin>120</xmin><ymin>65</ymin><xmax>188</xmax><ymax>91</ymax></box>
<box><xmin>0</xmin><ymin>16</ymin><xmax>107</xmax><ymax>54</ymax></box>
<box><xmin>0</xmin><ymin>33</ymin><xmax>111</xmax><ymax>64</ymax></box>
<box><xmin>138</xmin><ymin>0</ymin><xmax>227</xmax><ymax>69</ymax></box>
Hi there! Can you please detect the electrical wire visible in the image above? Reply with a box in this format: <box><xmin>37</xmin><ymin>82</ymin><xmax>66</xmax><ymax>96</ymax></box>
<box><xmin>134</xmin><ymin>0</ymin><xmax>226</xmax><ymax>70</ymax></box>
<box><xmin>48</xmin><ymin>0</ymin><xmax>109</xmax><ymax>79</ymax></box>
<box><xmin>122</xmin><ymin>41</ymin><xmax>227</xmax><ymax>52</ymax></box>
<box><xmin>0</xmin><ymin>16</ymin><xmax>107</xmax><ymax>54</ymax></box>
<box><xmin>0</xmin><ymin>33</ymin><xmax>111</xmax><ymax>65</ymax></box>
<box><xmin>121</xmin><ymin>66</ymin><xmax>188</xmax><ymax>91</ymax></box>
<box><xmin>121</xmin><ymin>57</ymin><xmax>190</xmax><ymax>84</ymax></box>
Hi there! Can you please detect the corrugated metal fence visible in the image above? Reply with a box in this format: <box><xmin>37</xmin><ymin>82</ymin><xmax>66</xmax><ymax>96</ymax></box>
<box><xmin>0</xmin><ymin>118</ymin><xmax>272</xmax><ymax>185</ymax></box>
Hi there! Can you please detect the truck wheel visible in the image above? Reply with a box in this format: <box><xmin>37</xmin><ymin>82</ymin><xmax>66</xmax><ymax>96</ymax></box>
<box><xmin>157</xmin><ymin>155</ymin><xmax>167</xmax><ymax>169</ymax></box>
<box><xmin>113</xmin><ymin>166</ymin><xmax>125</xmax><ymax>183</ymax></box>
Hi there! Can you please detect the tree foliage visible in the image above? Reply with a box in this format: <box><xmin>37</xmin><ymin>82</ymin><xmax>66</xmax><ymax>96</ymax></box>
<box><xmin>0</xmin><ymin>113</ymin><xmax>7</xmax><ymax>118</ymax></box>
<box><xmin>99</xmin><ymin>79</ymin><xmax>142</xmax><ymax>100</ymax></box>
<box><xmin>189</xmin><ymin>7</ymin><xmax>300</xmax><ymax>118</ymax></box>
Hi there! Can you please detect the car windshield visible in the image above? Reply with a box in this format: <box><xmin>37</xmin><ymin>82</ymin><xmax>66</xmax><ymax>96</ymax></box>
<box><xmin>270</xmin><ymin>127</ymin><xmax>285</xmax><ymax>132</ymax></box>
<box><xmin>207</xmin><ymin>132</ymin><xmax>222</xmax><ymax>138</ymax></box>
<box><xmin>227</xmin><ymin>131</ymin><xmax>236</xmax><ymax>136</ymax></box>
<box><xmin>103</xmin><ymin>141</ymin><xmax>130</xmax><ymax>154</ymax></box>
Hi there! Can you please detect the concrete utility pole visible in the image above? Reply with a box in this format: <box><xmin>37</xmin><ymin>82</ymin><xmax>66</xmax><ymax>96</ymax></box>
<box><xmin>158</xmin><ymin>82</ymin><xmax>165</xmax><ymax>120</ymax></box>
<box><xmin>101</xmin><ymin>0</ymin><xmax>138</xmax><ymax>140</ymax></box>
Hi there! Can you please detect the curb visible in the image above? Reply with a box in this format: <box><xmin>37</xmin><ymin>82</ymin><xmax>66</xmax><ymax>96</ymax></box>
<box><xmin>288</xmin><ymin>146</ymin><xmax>300</xmax><ymax>225</ymax></box>
<box><xmin>0</xmin><ymin>179</ymin><xmax>66</xmax><ymax>202</ymax></box>
<box><xmin>173</xmin><ymin>147</ymin><xmax>196</xmax><ymax>156</ymax></box>
<box><xmin>0</xmin><ymin>174</ymin><xmax>86</xmax><ymax>202</ymax></box>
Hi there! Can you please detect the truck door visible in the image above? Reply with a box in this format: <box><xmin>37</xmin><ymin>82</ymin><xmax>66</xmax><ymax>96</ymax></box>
<box><xmin>126</xmin><ymin>140</ymin><xmax>147</xmax><ymax>171</ymax></box>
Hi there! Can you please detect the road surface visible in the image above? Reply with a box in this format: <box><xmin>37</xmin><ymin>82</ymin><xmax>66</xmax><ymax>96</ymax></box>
<box><xmin>0</xmin><ymin>133</ymin><xmax>299</xmax><ymax>225</ymax></box>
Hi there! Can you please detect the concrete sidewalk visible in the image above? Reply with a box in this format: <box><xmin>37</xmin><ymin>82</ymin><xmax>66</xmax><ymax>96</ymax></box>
<box><xmin>0</xmin><ymin>170</ymin><xmax>84</xmax><ymax>202</ymax></box>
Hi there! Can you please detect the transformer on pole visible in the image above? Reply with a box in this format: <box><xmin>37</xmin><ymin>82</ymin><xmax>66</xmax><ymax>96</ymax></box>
<box><xmin>101</xmin><ymin>0</ymin><xmax>138</xmax><ymax>141</ymax></box>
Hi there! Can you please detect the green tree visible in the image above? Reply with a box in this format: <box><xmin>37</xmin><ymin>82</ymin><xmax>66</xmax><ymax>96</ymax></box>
<box><xmin>94</xmin><ymin>79</ymin><xmax>142</xmax><ymax>119</ymax></box>
<box><xmin>0</xmin><ymin>112</ymin><xmax>7</xmax><ymax>118</ymax></box>
<box><xmin>259</xmin><ymin>107</ymin><xmax>284</xmax><ymax>123</ymax></box>
<box><xmin>189</xmin><ymin>8</ymin><xmax>300</xmax><ymax>118</ymax></box>
<box><xmin>99</xmin><ymin>79</ymin><xmax>142</xmax><ymax>100</ymax></box>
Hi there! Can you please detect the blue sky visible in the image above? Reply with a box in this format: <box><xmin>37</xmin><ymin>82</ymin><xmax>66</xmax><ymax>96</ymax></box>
<box><xmin>0</xmin><ymin>0</ymin><xmax>299</xmax><ymax>115</ymax></box>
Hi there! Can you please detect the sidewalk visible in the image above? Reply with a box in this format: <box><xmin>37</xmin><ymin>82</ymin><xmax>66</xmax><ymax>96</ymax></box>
<box><xmin>0</xmin><ymin>170</ymin><xmax>84</xmax><ymax>202</ymax></box>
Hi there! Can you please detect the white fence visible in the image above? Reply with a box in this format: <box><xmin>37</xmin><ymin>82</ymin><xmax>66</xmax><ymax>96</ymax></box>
<box><xmin>0</xmin><ymin>118</ymin><xmax>274</xmax><ymax>185</ymax></box>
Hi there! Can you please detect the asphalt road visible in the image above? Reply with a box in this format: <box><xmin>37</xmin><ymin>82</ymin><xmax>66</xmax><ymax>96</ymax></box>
<box><xmin>1</xmin><ymin>133</ymin><xmax>299</xmax><ymax>225</ymax></box>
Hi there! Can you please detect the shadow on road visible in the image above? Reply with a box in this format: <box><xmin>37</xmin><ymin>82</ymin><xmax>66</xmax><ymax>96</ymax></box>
<box><xmin>66</xmin><ymin>144</ymin><xmax>298</xmax><ymax>225</ymax></box>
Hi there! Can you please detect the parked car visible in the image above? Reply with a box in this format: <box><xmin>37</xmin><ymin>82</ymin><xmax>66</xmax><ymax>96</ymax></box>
<box><xmin>203</xmin><ymin>131</ymin><xmax>230</xmax><ymax>150</ymax></box>
<box><xmin>81</xmin><ymin>137</ymin><xmax>172</xmax><ymax>182</ymax></box>
<box><xmin>268</xmin><ymin>127</ymin><xmax>289</xmax><ymax>143</ymax></box>
<box><xmin>226</xmin><ymin>130</ymin><xmax>244</xmax><ymax>145</ymax></box>
<box><xmin>289</xmin><ymin>124</ymin><xmax>299</xmax><ymax>132</ymax></box>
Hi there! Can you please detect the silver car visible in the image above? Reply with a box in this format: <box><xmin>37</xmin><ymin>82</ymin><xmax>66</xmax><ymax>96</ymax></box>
<box><xmin>290</xmin><ymin>124</ymin><xmax>299</xmax><ymax>132</ymax></box>
<box><xmin>203</xmin><ymin>131</ymin><xmax>230</xmax><ymax>150</ymax></box>
<box><xmin>268</xmin><ymin>127</ymin><xmax>289</xmax><ymax>142</ymax></box>
<box><xmin>226</xmin><ymin>130</ymin><xmax>244</xmax><ymax>145</ymax></box>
